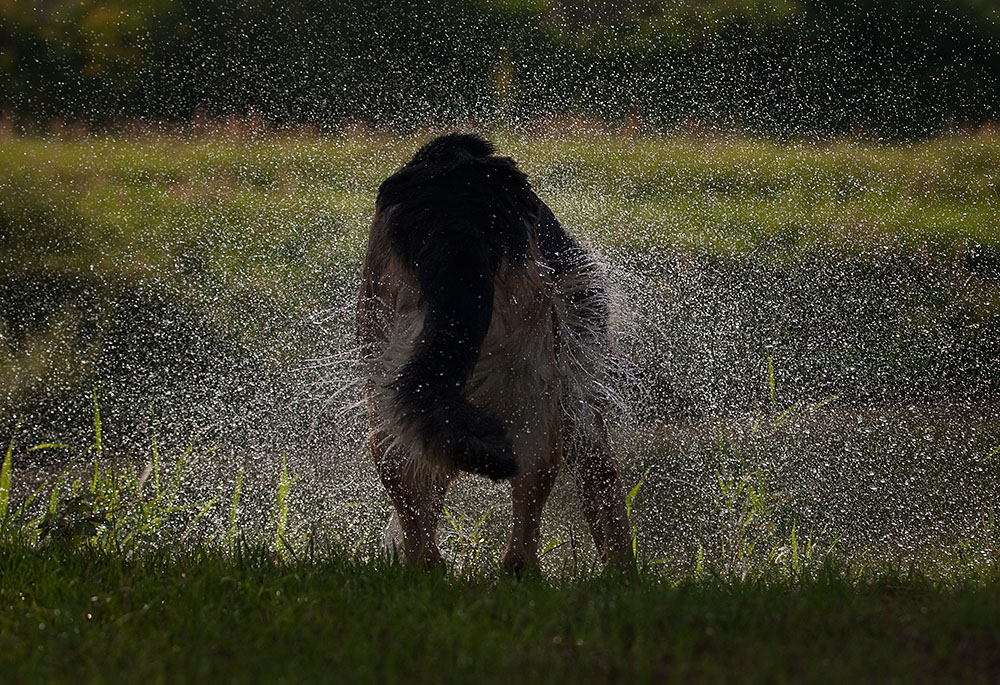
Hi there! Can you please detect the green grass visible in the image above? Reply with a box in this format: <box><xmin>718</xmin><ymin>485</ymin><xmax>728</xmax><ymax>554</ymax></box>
<box><xmin>2</xmin><ymin>538</ymin><xmax>1000</xmax><ymax>683</ymax></box>
<box><xmin>3</xmin><ymin>131</ymin><xmax>1000</xmax><ymax>680</ymax></box>
<box><xmin>3</xmin><ymin>130</ymin><xmax>999</xmax><ymax>267</ymax></box>
<box><xmin>0</xmin><ymin>402</ymin><xmax>998</xmax><ymax>682</ymax></box>
<box><xmin>3</xmin><ymin>130</ymin><xmax>999</xmax><ymax>420</ymax></box>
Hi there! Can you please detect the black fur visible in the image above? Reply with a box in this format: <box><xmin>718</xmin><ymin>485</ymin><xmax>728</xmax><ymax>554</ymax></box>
<box><xmin>375</xmin><ymin>133</ymin><xmax>606</xmax><ymax>481</ymax></box>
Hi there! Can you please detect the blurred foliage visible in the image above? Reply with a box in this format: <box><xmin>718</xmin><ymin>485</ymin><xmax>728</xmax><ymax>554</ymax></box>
<box><xmin>0</xmin><ymin>0</ymin><xmax>996</xmax><ymax>135</ymax></box>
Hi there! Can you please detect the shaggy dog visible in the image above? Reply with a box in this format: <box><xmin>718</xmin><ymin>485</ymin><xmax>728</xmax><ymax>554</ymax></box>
<box><xmin>357</xmin><ymin>134</ymin><xmax>631</xmax><ymax>574</ymax></box>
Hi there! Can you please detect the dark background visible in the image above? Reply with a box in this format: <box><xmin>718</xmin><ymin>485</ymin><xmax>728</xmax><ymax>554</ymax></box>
<box><xmin>2</xmin><ymin>0</ymin><xmax>998</xmax><ymax>136</ymax></box>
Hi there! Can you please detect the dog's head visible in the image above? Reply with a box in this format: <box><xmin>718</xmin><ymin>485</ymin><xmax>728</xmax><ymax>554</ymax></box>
<box><xmin>406</xmin><ymin>132</ymin><xmax>495</xmax><ymax>166</ymax></box>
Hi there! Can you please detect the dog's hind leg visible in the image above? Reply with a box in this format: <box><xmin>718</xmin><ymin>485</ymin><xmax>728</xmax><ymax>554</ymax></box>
<box><xmin>566</xmin><ymin>413</ymin><xmax>632</xmax><ymax>568</ymax></box>
<box><xmin>501</xmin><ymin>465</ymin><xmax>558</xmax><ymax>576</ymax></box>
<box><xmin>501</xmin><ymin>426</ymin><xmax>560</xmax><ymax>576</ymax></box>
<box><xmin>372</xmin><ymin>432</ymin><xmax>452</xmax><ymax>567</ymax></box>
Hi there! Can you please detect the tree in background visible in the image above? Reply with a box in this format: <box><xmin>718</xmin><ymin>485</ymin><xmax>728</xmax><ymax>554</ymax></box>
<box><xmin>0</xmin><ymin>0</ymin><xmax>996</xmax><ymax>135</ymax></box>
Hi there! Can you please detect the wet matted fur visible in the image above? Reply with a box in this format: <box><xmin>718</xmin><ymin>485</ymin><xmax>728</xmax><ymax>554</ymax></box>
<box><xmin>357</xmin><ymin>133</ymin><xmax>631</xmax><ymax>574</ymax></box>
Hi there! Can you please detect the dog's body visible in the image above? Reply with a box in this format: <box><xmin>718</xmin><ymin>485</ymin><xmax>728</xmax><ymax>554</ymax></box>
<box><xmin>357</xmin><ymin>134</ymin><xmax>630</xmax><ymax>573</ymax></box>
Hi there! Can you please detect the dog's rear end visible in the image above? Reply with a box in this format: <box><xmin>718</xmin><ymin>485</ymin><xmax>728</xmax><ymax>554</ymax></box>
<box><xmin>358</xmin><ymin>134</ymin><xmax>630</xmax><ymax>573</ymax></box>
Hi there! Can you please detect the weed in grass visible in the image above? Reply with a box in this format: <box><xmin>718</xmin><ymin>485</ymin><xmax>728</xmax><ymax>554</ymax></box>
<box><xmin>441</xmin><ymin>504</ymin><xmax>499</xmax><ymax>577</ymax></box>
<box><xmin>1</xmin><ymin>396</ymin><xmax>222</xmax><ymax>553</ymax></box>
<box><xmin>272</xmin><ymin>453</ymin><xmax>299</xmax><ymax>558</ymax></box>
<box><xmin>951</xmin><ymin>504</ymin><xmax>1000</xmax><ymax>572</ymax></box>
<box><xmin>625</xmin><ymin>469</ymin><xmax>649</xmax><ymax>560</ymax></box>
<box><xmin>0</xmin><ymin>422</ymin><xmax>15</xmax><ymax>523</ymax></box>
<box><xmin>691</xmin><ymin>357</ymin><xmax>845</xmax><ymax>579</ymax></box>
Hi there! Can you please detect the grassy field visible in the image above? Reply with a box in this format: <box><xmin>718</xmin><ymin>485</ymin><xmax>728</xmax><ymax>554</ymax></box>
<box><xmin>4</xmin><ymin>129</ymin><xmax>1000</xmax><ymax>262</ymax></box>
<box><xmin>3</xmin><ymin>130</ymin><xmax>999</xmax><ymax>428</ymax></box>
<box><xmin>1</xmin><ymin>405</ymin><xmax>999</xmax><ymax>682</ymax></box>
<box><xmin>2</xmin><ymin>130</ymin><xmax>1000</xmax><ymax>681</ymax></box>
<box><xmin>3</xmin><ymin>538</ymin><xmax>1000</xmax><ymax>683</ymax></box>
<box><xmin>1</xmin><ymin>403</ymin><xmax>999</xmax><ymax>682</ymax></box>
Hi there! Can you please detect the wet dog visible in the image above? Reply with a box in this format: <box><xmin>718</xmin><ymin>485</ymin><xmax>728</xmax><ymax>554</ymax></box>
<box><xmin>357</xmin><ymin>134</ymin><xmax>631</xmax><ymax>574</ymax></box>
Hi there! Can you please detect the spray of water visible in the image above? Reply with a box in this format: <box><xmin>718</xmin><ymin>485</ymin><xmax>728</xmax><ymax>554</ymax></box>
<box><xmin>2</xmin><ymin>129</ymin><xmax>998</xmax><ymax>577</ymax></box>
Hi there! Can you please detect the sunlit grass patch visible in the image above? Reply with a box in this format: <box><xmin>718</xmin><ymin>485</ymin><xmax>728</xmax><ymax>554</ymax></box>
<box><xmin>3</xmin><ymin>130</ymin><xmax>999</xmax><ymax>259</ymax></box>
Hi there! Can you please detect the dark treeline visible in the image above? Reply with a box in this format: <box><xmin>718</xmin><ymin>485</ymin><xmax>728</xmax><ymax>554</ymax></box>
<box><xmin>1</xmin><ymin>0</ymin><xmax>998</xmax><ymax>136</ymax></box>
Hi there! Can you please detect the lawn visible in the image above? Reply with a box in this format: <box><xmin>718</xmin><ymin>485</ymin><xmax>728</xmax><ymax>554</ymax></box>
<box><xmin>4</xmin><ymin>130</ymin><xmax>1000</xmax><ymax>265</ymax></box>
<box><xmin>3</xmin><ymin>130</ymin><xmax>998</xmax><ymax>423</ymax></box>
<box><xmin>2</xmin><ymin>130</ymin><xmax>999</xmax><ymax>681</ymax></box>
<box><xmin>2</xmin><ymin>538</ymin><xmax>1000</xmax><ymax>683</ymax></box>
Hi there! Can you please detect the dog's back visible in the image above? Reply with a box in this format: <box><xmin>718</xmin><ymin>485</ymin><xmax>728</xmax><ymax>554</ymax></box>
<box><xmin>358</xmin><ymin>133</ymin><xmax>556</xmax><ymax>481</ymax></box>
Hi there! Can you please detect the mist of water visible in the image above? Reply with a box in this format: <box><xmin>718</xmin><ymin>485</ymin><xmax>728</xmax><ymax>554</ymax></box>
<box><xmin>2</xmin><ymin>128</ymin><xmax>998</xmax><ymax>576</ymax></box>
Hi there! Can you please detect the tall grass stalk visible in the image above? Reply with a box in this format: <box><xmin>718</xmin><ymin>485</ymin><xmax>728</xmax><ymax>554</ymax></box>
<box><xmin>89</xmin><ymin>389</ymin><xmax>102</xmax><ymax>494</ymax></box>
<box><xmin>0</xmin><ymin>422</ymin><xmax>18</xmax><ymax>522</ymax></box>
<box><xmin>625</xmin><ymin>470</ymin><xmax>649</xmax><ymax>559</ymax></box>
<box><xmin>984</xmin><ymin>443</ymin><xmax>1000</xmax><ymax>462</ymax></box>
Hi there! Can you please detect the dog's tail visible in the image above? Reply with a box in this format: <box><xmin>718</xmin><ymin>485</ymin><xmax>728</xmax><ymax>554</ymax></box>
<box><xmin>380</xmin><ymin>134</ymin><xmax>535</xmax><ymax>481</ymax></box>
<box><xmin>390</xmin><ymin>235</ymin><xmax>516</xmax><ymax>481</ymax></box>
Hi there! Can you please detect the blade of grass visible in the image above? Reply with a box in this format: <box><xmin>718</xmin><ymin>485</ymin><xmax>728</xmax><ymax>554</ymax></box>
<box><xmin>626</xmin><ymin>468</ymin><xmax>650</xmax><ymax>559</ymax></box>
<box><xmin>28</xmin><ymin>443</ymin><xmax>70</xmax><ymax>451</ymax></box>
<box><xmin>773</xmin><ymin>403</ymin><xmax>800</xmax><ymax>429</ymax></box>
<box><xmin>1</xmin><ymin>421</ymin><xmax>20</xmax><ymax>522</ymax></box>
<box><xmin>768</xmin><ymin>355</ymin><xmax>777</xmax><ymax>414</ymax></box>
<box><xmin>983</xmin><ymin>444</ymin><xmax>1000</xmax><ymax>463</ymax></box>
<box><xmin>181</xmin><ymin>497</ymin><xmax>218</xmax><ymax>542</ymax></box>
